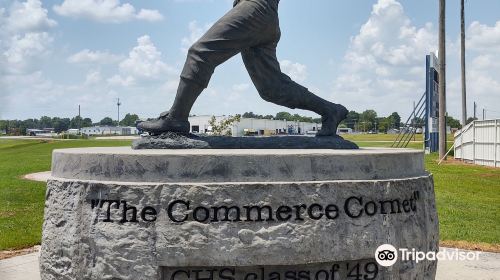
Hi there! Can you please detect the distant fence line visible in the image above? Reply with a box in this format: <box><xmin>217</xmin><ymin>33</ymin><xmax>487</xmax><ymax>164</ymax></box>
<box><xmin>454</xmin><ymin>119</ymin><xmax>500</xmax><ymax>168</ymax></box>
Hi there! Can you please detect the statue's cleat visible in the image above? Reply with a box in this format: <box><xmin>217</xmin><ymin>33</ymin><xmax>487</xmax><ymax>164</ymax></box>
<box><xmin>136</xmin><ymin>117</ymin><xmax>190</xmax><ymax>135</ymax></box>
<box><xmin>316</xmin><ymin>104</ymin><xmax>348</xmax><ymax>137</ymax></box>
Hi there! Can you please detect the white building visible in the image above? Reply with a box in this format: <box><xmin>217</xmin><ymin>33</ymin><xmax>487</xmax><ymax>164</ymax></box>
<box><xmin>188</xmin><ymin>116</ymin><xmax>321</xmax><ymax>137</ymax></box>
<box><xmin>67</xmin><ymin>129</ymin><xmax>80</xmax><ymax>135</ymax></box>
<box><xmin>81</xmin><ymin>126</ymin><xmax>139</xmax><ymax>136</ymax></box>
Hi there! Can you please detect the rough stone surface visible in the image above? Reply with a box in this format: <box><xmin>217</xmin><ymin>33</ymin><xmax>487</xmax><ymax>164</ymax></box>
<box><xmin>132</xmin><ymin>132</ymin><xmax>359</xmax><ymax>150</ymax></box>
<box><xmin>51</xmin><ymin>147</ymin><xmax>425</xmax><ymax>183</ymax></box>
<box><xmin>40</xmin><ymin>148</ymin><xmax>439</xmax><ymax>280</ymax></box>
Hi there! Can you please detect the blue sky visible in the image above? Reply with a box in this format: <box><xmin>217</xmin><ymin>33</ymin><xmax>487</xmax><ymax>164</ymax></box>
<box><xmin>1</xmin><ymin>0</ymin><xmax>499</xmax><ymax>122</ymax></box>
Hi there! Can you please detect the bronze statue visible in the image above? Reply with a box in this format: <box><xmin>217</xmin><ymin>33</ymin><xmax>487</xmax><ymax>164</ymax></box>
<box><xmin>138</xmin><ymin>0</ymin><xmax>347</xmax><ymax>136</ymax></box>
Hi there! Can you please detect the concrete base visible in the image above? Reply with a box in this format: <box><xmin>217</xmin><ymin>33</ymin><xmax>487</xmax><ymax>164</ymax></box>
<box><xmin>40</xmin><ymin>148</ymin><xmax>439</xmax><ymax>280</ymax></box>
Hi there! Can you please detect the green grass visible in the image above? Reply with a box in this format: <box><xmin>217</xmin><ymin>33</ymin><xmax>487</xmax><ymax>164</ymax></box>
<box><xmin>0</xmin><ymin>137</ymin><xmax>498</xmax><ymax>250</ymax></box>
<box><xmin>425</xmin><ymin>154</ymin><xmax>500</xmax><ymax>244</ymax></box>
<box><xmin>0</xmin><ymin>139</ymin><xmax>130</xmax><ymax>250</ymax></box>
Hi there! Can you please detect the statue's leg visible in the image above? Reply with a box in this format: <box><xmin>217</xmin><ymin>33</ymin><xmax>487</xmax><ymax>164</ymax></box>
<box><xmin>241</xmin><ymin>45</ymin><xmax>348</xmax><ymax>136</ymax></box>
<box><xmin>138</xmin><ymin>1</ymin><xmax>279</xmax><ymax>134</ymax></box>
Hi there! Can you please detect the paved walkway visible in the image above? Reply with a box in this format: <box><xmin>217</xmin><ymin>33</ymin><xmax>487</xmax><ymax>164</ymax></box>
<box><xmin>1</xmin><ymin>248</ymin><xmax>498</xmax><ymax>279</ymax></box>
<box><xmin>23</xmin><ymin>171</ymin><xmax>51</xmax><ymax>182</ymax></box>
<box><xmin>436</xmin><ymin>248</ymin><xmax>500</xmax><ymax>279</ymax></box>
<box><xmin>0</xmin><ymin>252</ymin><xmax>40</xmax><ymax>280</ymax></box>
<box><xmin>95</xmin><ymin>136</ymin><xmax>139</xmax><ymax>140</ymax></box>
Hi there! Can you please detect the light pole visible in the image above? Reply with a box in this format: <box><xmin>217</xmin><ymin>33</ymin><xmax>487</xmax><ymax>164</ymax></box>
<box><xmin>78</xmin><ymin>104</ymin><xmax>81</xmax><ymax>134</ymax></box>
<box><xmin>461</xmin><ymin>0</ymin><xmax>467</xmax><ymax>126</ymax></box>
<box><xmin>438</xmin><ymin>0</ymin><xmax>447</xmax><ymax>160</ymax></box>
<box><xmin>117</xmin><ymin>98</ymin><xmax>121</xmax><ymax>127</ymax></box>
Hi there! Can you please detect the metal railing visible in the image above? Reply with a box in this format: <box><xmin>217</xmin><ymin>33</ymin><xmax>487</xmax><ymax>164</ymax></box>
<box><xmin>392</xmin><ymin>93</ymin><xmax>426</xmax><ymax>148</ymax></box>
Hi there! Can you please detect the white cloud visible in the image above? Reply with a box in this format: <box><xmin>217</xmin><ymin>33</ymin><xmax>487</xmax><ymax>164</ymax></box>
<box><xmin>3</xmin><ymin>32</ymin><xmax>53</xmax><ymax>74</ymax></box>
<box><xmin>107</xmin><ymin>74</ymin><xmax>135</xmax><ymax>87</ymax></box>
<box><xmin>53</xmin><ymin>0</ymin><xmax>164</xmax><ymax>23</ymax></box>
<box><xmin>84</xmin><ymin>70</ymin><xmax>102</xmax><ymax>85</ymax></box>
<box><xmin>226</xmin><ymin>83</ymin><xmax>250</xmax><ymax>102</ymax></box>
<box><xmin>67</xmin><ymin>49</ymin><xmax>122</xmax><ymax>64</ymax></box>
<box><xmin>109</xmin><ymin>35</ymin><xmax>175</xmax><ymax>86</ymax></box>
<box><xmin>0</xmin><ymin>1</ymin><xmax>57</xmax><ymax>116</ymax></box>
<box><xmin>331</xmin><ymin>0</ymin><xmax>437</xmax><ymax>117</ymax></box>
<box><xmin>181</xmin><ymin>21</ymin><xmax>213</xmax><ymax>53</ymax></box>
<box><xmin>467</xmin><ymin>21</ymin><xmax>500</xmax><ymax>53</ymax></box>
<box><xmin>0</xmin><ymin>8</ymin><xmax>6</xmax><ymax>32</ymax></box>
<box><xmin>232</xmin><ymin>83</ymin><xmax>250</xmax><ymax>92</ymax></box>
<box><xmin>3</xmin><ymin>71</ymin><xmax>67</xmax><ymax>114</ymax></box>
<box><xmin>136</xmin><ymin>9</ymin><xmax>164</xmax><ymax>22</ymax></box>
<box><xmin>0</xmin><ymin>72</ymin><xmax>6</xmax><ymax>118</ymax></box>
<box><xmin>445</xmin><ymin>20</ymin><xmax>500</xmax><ymax>120</ymax></box>
<box><xmin>6</xmin><ymin>0</ymin><xmax>57</xmax><ymax>32</ymax></box>
<box><xmin>0</xmin><ymin>1</ymin><xmax>56</xmax><ymax>75</ymax></box>
<box><xmin>280</xmin><ymin>60</ymin><xmax>308</xmax><ymax>83</ymax></box>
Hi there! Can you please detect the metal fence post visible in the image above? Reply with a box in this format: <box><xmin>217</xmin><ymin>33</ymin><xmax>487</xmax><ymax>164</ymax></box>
<box><xmin>472</xmin><ymin>121</ymin><xmax>476</xmax><ymax>164</ymax></box>
<box><xmin>495</xmin><ymin>119</ymin><xmax>498</xmax><ymax>168</ymax></box>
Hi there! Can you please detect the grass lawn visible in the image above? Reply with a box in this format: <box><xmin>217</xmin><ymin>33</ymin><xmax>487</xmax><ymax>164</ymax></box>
<box><xmin>0</xmin><ymin>139</ymin><xmax>130</xmax><ymax>250</ymax></box>
<box><xmin>0</xmin><ymin>137</ymin><xmax>498</xmax><ymax>251</ymax></box>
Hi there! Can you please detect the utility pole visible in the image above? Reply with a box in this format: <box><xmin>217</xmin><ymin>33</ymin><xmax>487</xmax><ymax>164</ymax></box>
<box><xmin>117</xmin><ymin>98</ymin><xmax>121</xmax><ymax>127</ymax></box>
<box><xmin>474</xmin><ymin>102</ymin><xmax>477</xmax><ymax>119</ymax></box>
<box><xmin>461</xmin><ymin>0</ymin><xmax>467</xmax><ymax>126</ymax></box>
<box><xmin>483</xmin><ymin>109</ymin><xmax>485</xmax><ymax>120</ymax></box>
<box><xmin>78</xmin><ymin>105</ymin><xmax>81</xmax><ymax>133</ymax></box>
<box><xmin>438</xmin><ymin>0</ymin><xmax>447</xmax><ymax>160</ymax></box>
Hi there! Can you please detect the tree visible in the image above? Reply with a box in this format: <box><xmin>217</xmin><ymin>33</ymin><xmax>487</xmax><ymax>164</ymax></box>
<box><xmin>100</xmin><ymin>117</ymin><xmax>115</xmax><ymax>126</ymax></box>
<box><xmin>359</xmin><ymin>110</ymin><xmax>377</xmax><ymax>131</ymax></box>
<box><xmin>120</xmin><ymin>113</ymin><xmax>139</xmax><ymax>126</ymax></box>
<box><xmin>241</xmin><ymin>112</ymin><xmax>274</xmax><ymax>120</ymax></box>
<box><xmin>343</xmin><ymin>111</ymin><xmax>360</xmax><ymax>129</ymax></box>
<box><xmin>0</xmin><ymin>120</ymin><xmax>7</xmax><ymax>133</ymax></box>
<box><xmin>23</xmin><ymin>118</ymin><xmax>39</xmax><ymax>129</ymax></box>
<box><xmin>466</xmin><ymin>117</ymin><xmax>477</xmax><ymax>125</ymax></box>
<box><xmin>242</xmin><ymin>112</ymin><xmax>259</xmax><ymax>118</ymax></box>
<box><xmin>208</xmin><ymin>115</ymin><xmax>241</xmax><ymax>136</ymax></box>
<box><xmin>389</xmin><ymin>112</ymin><xmax>401</xmax><ymax>129</ymax></box>
<box><xmin>70</xmin><ymin>116</ymin><xmax>83</xmax><ymax>129</ymax></box>
<box><xmin>82</xmin><ymin>118</ymin><xmax>93</xmax><ymax>128</ymax></box>
<box><xmin>52</xmin><ymin>117</ymin><xmax>70</xmax><ymax>133</ymax></box>
<box><xmin>446</xmin><ymin>116</ymin><xmax>462</xmax><ymax>129</ymax></box>
<box><xmin>39</xmin><ymin>116</ymin><xmax>52</xmax><ymax>128</ymax></box>
<box><xmin>18</xmin><ymin>121</ymin><xmax>28</xmax><ymax>135</ymax></box>
<box><xmin>275</xmin><ymin>112</ymin><xmax>293</xmax><ymax>121</ymax></box>
<box><xmin>377</xmin><ymin>117</ymin><xmax>390</xmax><ymax>133</ymax></box>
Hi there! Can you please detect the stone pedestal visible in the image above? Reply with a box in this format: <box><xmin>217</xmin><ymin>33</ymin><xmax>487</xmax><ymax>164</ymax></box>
<box><xmin>40</xmin><ymin>148</ymin><xmax>439</xmax><ymax>280</ymax></box>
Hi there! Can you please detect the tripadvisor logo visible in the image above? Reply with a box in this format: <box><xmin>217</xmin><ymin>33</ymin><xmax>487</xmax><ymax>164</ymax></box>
<box><xmin>375</xmin><ymin>244</ymin><xmax>398</xmax><ymax>267</ymax></box>
<box><xmin>375</xmin><ymin>244</ymin><xmax>481</xmax><ymax>267</ymax></box>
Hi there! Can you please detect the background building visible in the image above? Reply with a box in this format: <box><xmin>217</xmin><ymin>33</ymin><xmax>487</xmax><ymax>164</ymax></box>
<box><xmin>188</xmin><ymin>116</ymin><xmax>321</xmax><ymax>137</ymax></box>
<box><xmin>81</xmin><ymin>126</ymin><xmax>139</xmax><ymax>136</ymax></box>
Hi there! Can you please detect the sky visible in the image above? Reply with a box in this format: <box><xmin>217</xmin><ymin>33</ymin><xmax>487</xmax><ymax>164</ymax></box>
<box><xmin>1</xmin><ymin>0</ymin><xmax>499</xmax><ymax>122</ymax></box>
